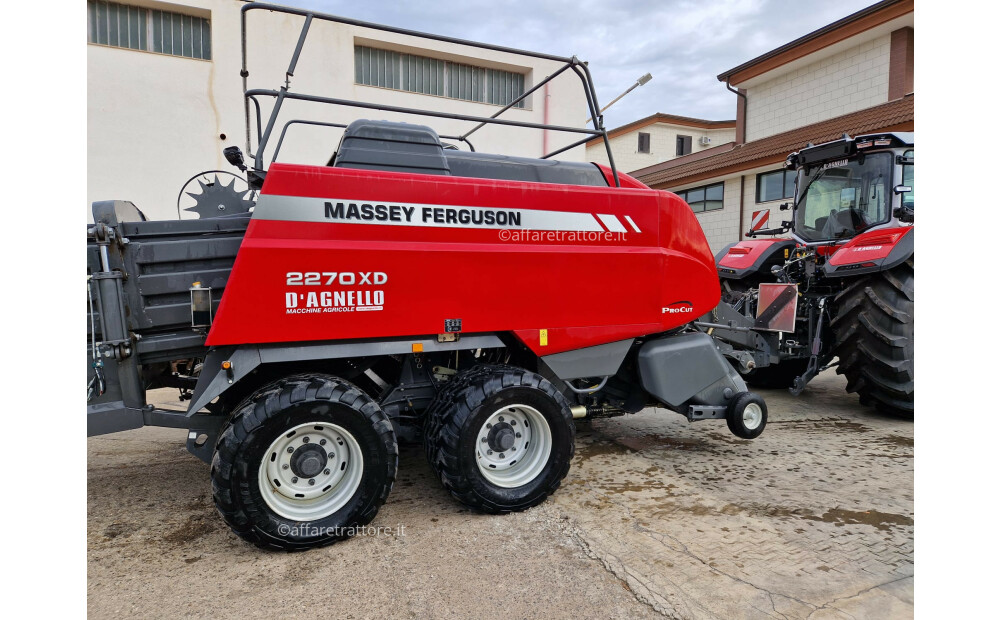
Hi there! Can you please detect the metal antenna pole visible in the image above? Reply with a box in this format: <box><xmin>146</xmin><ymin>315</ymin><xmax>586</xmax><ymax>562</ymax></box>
<box><xmin>584</xmin><ymin>73</ymin><xmax>652</xmax><ymax>125</ymax></box>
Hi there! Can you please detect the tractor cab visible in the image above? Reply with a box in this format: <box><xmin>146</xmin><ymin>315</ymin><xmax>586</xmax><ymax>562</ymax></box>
<box><xmin>783</xmin><ymin>132</ymin><xmax>914</xmax><ymax>246</ymax></box>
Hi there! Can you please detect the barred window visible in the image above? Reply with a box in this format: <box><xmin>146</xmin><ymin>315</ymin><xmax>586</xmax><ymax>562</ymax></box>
<box><xmin>355</xmin><ymin>45</ymin><xmax>525</xmax><ymax>108</ymax></box>
<box><xmin>87</xmin><ymin>1</ymin><xmax>211</xmax><ymax>61</ymax></box>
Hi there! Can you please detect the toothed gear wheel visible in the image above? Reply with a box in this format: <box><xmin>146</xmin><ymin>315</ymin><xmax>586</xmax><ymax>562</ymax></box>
<box><xmin>179</xmin><ymin>172</ymin><xmax>256</xmax><ymax>219</ymax></box>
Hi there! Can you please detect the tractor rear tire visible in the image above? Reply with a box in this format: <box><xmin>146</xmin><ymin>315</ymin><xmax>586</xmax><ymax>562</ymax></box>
<box><xmin>425</xmin><ymin>366</ymin><xmax>574</xmax><ymax>514</ymax></box>
<box><xmin>830</xmin><ymin>259</ymin><xmax>914</xmax><ymax>416</ymax></box>
<box><xmin>211</xmin><ymin>375</ymin><xmax>398</xmax><ymax>550</ymax></box>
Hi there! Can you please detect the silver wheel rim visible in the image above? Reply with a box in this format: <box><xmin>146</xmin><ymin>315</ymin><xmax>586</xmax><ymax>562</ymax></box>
<box><xmin>258</xmin><ymin>421</ymin><xmax>364</xmax><ymax>521</ymax></box>
<box><xmin>743</xmin><ymin>403</ymin><xmax>763</xmax><ymax>430</ymax></box>
<box><xmin>475</xmin><ymin>405</ymin><xmax>552</xmax><ymax>488</ymax></box>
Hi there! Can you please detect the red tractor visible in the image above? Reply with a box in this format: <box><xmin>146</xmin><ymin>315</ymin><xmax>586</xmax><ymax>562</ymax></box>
<box><xmin>701</xmin><ymin>132</ymin><xmax>914</xmax><ymax>415</ymax></box>
<box><xmin>87</xmin><ymin>3</ymin><xmax>767</xmax><ymax>550</ymax></box>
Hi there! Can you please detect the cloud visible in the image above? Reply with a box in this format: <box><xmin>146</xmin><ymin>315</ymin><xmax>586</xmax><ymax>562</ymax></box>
<box><xmin>286</xmin><ymin>0</ymin><xmax>878</xmax><ymax>127</ymax></box>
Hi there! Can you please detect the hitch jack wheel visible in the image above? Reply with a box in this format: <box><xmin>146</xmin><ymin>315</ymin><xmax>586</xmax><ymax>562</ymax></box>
<box><xmin>726</xmin><ymin>392</ymin><xmax>767</xmax><ymax>439</ymax></box>
<box><xmin>212</xmin><ymin>375</ymin><xmax>397</xmax><ymax>550</ymax></box>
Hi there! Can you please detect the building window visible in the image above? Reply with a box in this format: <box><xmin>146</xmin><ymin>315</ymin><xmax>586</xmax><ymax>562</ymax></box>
<box><xmin>355</xmin><ymin>45</ymin><xmax>526</xmax><ymax>108</ymax></box>
<box><xmin>756</xmin><ymin>169</ymin><xmax>795</xmax><ymax>203</ymax></box>
<box><xmin>87</xmin><ymin>1</ymin><xmax>211</xmax><ymax>60</ymax></box>
<box><xmin>637</xmin><ymin>132</ymin><xmax>651</xmax><ymax>153</ymax></box>
<box><xmin>676</xmin><ymin>135</ymin><xmax>692</xmax><ymax>156</ymax></box>
<box><xmin>676</xmin><ymin>182</ymin><xmax>724</xmax><ymax>213</ymax></box>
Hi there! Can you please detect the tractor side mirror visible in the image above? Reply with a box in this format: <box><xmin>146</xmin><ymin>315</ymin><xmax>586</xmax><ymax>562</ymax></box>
<box><xmin>893</xmin><ymin>185</ymin><xmax>912</xmax><ymax>194</ymax></box>
<box><xmin>223</xmin><ymin>146</ymin><xmax>247</xmax><ymax>172</ymax></box>
<box><xmin>779</xmin><ymin>202</ymin><xmax>790</xmax><ymax>211</ymax></box>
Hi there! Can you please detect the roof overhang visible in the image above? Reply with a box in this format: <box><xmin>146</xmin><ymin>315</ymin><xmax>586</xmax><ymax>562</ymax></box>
<box><xmin>718</xmin><ymin>0</ymin><xmax>914</xmax><ymax>88</ymax></box>
<box><xmin>635</xmin><ymin>94</ymin><xmax>914</xmax><ymax>189</ymax></box>
<box><xmin>585</xmin><ymin>113</ymin><xmax>735</xmax><ymax>147</ymax></box>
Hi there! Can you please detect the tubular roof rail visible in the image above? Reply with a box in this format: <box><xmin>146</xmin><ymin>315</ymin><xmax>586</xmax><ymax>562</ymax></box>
<box><xmin>239</xmin><ymin>2</ymin><xmax>619</xmax><ymax>186</ymax></box>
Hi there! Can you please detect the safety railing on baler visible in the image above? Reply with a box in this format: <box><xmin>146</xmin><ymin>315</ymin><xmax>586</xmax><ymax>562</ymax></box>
<box><xmin>238</xmin><ymin>2</ymin><xmax>622</xmax><ymax>187</ymax></box>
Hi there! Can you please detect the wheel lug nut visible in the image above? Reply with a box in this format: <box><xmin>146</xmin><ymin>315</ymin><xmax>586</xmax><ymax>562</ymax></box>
<box><xmin>303</xmin><ymin>437</ymin><xmax>310</xmax><ymax>443</ymax></box>
<box><xmin>324</xmin><ymin>469</ymin><xmax>331</xmax><ymax>475</ymax></box>
<box><xmin>320</xmin><ymin>439</ymin><xmax>327</xmax><ymax>445</ymax></box>
<box><xmin>486</xmin><ymin>423</ymin><xmax>492</xmax><ymax>429</ymax></box>
<box><xmin>511</xmin><ymin>420</ymin><xmax>516</xmax><ymax>426</ymax></box>
<box><xmin>309</xmin><ymin>479</ymin><xmax>315</xmax><ymax>485</ymax></box>
<box><xmin>487</xmin><ymin>449</ymin><xmax>493</xmax><ymax>455</ymax></box>
<box><xmin>499</xmin><ymin>453</ymin><xmax>505</xmax><ymax>459</ymax></box>
<box><xmin>287</xmin><ymin>447</ymin><xmax>294</xmax><ymax>453</ymax></box>
<box><xmin>328</xmin><ymin>452</ymin><xmax>335</xmax><ymax>459</ymax></box>
<box><xmin>291</xmin><ymin>477</ymin><xmax>298</xmax><ymax>483</ymax></box>
<box><xmin>515</xmin><ymin>432</ymin><xmax>522</xmax><ymax>438</ymax></box>
<box><xmin>481</xmin><ymin>437</ymin><xmax>487</xmax><ymax>443</ymax></box>
<box><xmin>498</xmin><ymin>416</ymin><xmax>504</xmax><ymax>422</ymax></box>
<box><xmin>282</xmin><ymin>464</ymin><xmax>289</xmax><ymax>470</ymax></box>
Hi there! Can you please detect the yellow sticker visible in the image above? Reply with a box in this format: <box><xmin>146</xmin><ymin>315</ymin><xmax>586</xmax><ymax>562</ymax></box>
<box><xmin>784</xmin><ymin>248</ymin><xmax>790</xmax><ymax>258</ymax></box>
<box><xmin>540</xmin><ymin>329</ymin><xmax>548</xmax><ymax>346</ymax></box>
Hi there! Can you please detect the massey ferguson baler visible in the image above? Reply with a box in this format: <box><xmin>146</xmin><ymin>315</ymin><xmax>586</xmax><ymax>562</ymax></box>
<box><xmin>86</xmin><ymin>3</ymin><xmax>767</xmax><ymax>550</ymax></box>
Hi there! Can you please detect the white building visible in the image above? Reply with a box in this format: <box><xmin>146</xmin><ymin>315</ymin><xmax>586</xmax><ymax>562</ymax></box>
<box><xmin>585</xmin><ymin>113</ymin><xmax>735</xmax><ymax>174</ymax></box>
<box><xmin>87</xmin><ymin>0</ymin><xmax>591</xmax><ymax>220</ymax></box>
<box><xmin>633</xmin><ymin>0</ymin><xmax>914</xmax><ymax>253</ymax></box>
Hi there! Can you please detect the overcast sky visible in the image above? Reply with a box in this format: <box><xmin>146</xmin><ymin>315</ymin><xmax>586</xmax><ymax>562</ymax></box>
<box><xmin>290</xmin><ymin>0</ymin><xmax>878</xmax><ymax>129</ymax></box>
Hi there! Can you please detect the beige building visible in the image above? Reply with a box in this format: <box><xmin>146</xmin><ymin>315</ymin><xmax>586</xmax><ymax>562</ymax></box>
<box><xmin>633</xmin><ymin>0</ymin><xmax>914</xmax><ymax>253</ymax></box>
<box><xmin>585</xmin><ymin>113</ymin><xmax>735</xmax><ymax>173</ymax></box>
<box><xmin>87</xmin><ymin>0</ymin><xmax>591</xmax><ymax>221</ymax></box>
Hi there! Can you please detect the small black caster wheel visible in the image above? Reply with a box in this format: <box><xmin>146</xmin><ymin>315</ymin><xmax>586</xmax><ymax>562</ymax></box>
<box><xmin>726</xmin><ymin>392</ymin><xmax>767</xmax><ymax>439</ymax></box>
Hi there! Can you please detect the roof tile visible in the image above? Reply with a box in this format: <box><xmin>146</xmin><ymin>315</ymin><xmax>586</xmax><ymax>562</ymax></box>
<box><xmin>635</xmin><ymin>94</ymin><xmax>913</xmax><ymax>188</ymax></box>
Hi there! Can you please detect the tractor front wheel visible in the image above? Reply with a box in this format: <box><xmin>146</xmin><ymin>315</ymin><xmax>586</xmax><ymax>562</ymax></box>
<box><xmin>830</xmin><ymin>259</ymin><xmax>914</xmax><ymax>416</ymax></box>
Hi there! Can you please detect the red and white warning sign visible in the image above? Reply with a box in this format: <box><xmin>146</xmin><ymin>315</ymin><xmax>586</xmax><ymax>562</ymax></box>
<box><xmin>750</xmin><ymin>209</ymin><xmax>770</xmax><ymax>231</ymax></box>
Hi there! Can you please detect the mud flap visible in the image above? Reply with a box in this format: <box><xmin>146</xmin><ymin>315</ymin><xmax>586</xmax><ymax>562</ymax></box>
<box><xmin>637</xmin><ymin>331</ymin><xmax>751</xmax><ymax>418</ymax></box>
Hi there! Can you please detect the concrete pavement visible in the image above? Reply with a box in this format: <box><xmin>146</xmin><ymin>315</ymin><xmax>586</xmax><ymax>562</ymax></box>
<box><xmin>87</xmin><ymin>369</ymin><xmax>913</xmax><ymax>618</ymax></box>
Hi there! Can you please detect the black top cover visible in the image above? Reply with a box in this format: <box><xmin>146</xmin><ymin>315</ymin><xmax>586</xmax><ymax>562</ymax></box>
<box><xmin>332</xmin><ymin>119</ymin><xmax>607</xmax><ymax>187</ymax></box>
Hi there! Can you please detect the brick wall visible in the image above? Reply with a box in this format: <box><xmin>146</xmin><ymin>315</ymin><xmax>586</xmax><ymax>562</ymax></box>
<box><xmin>744</xmin><ymin>34</ymin><xmax>891</xmax><ymax>142</ymax></box>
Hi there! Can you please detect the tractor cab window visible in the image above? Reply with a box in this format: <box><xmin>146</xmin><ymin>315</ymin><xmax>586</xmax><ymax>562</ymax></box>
<box><xmin>794</xmin><ymin>152</ymin><xmax>892</xmax><ymax>242</ymax></box>
<box><xmin>901</xmin><ymin>149</ymin><xmax>914</xmax><ymax>211</ymax></box>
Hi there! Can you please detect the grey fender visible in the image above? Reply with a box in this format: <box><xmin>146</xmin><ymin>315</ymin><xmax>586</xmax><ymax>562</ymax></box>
<box><xmin>185</xmin><ymin>333</ymin><xmax>507</xmax><ymax>415</ymax></box>
<box><xmin>637</xmin><ymin>331</ymin><xmax>747</xmax><ymax>413</ymax></box>
<box><xmin>540</xmin><ymin>339</ymin><xmax>633</xmax><ymax>380</ymax></box>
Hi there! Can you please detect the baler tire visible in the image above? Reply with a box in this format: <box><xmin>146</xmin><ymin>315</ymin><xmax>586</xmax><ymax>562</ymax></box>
<box><xmin>426</xmin><ymin>367</ymin><xmax>574</xmax><ymax>514</ymax></box>
<box><xmin>423</xmin><ymin>364</ymin><xmax>513</xmax><ymax>468</ymax></box>
<box><xmin>211</xmin><ymin>375</ymin><xmax>397</xmax><ymax>551</ymax></box>
<box><xmin>830</xmin><ymin>258</ymin><xmax>914</xmax><ymax>417</ymax></box>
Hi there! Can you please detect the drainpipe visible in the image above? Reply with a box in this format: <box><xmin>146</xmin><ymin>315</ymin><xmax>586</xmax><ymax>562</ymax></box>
<box><xmin>738</xmin><ymin>175</ymin><xmax>746</xmax><ymax>242</ymax></box>
<box><xmin>725</xmin><ymin>78</ymin><xmax>747</xmax><ymax>145</ymax></box>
